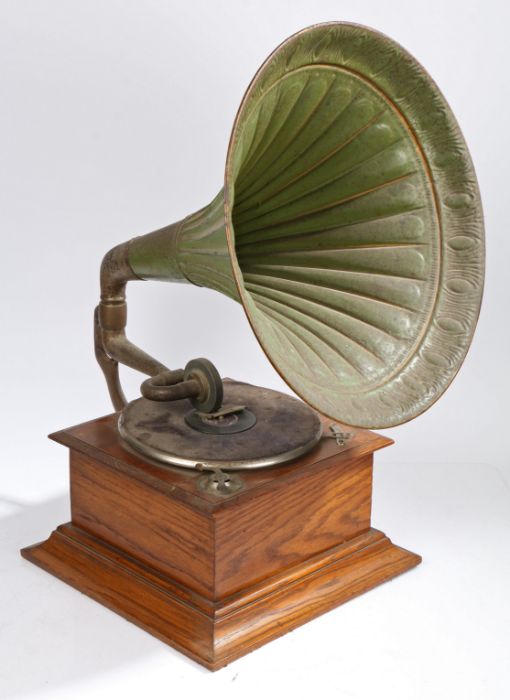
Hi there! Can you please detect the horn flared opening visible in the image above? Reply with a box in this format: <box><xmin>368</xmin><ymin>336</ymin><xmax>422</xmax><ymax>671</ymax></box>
<box><xmin>223</xmin><ymin>23</ymin><xmax>484</xmax><ymax>429</ymax></box>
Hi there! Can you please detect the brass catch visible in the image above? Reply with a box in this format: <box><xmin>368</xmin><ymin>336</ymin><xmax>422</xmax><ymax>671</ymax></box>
<box><xmin>328</xmin><ymin>424</ymin><xmax>352</xmax><ymax>446</ymax></box>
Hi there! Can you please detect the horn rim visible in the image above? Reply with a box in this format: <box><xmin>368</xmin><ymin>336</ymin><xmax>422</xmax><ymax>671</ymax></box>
<box><xmin>223</xmin><ymin>22</ymin><xmax>485</xmax><ymax>429</ymax></box>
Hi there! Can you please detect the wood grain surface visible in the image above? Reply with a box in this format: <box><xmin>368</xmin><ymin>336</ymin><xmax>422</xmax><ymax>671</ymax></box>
<box><xmin>21</xmin><ymin>413</ymin><xmax>421</xmax><ymax>670</ymax></box>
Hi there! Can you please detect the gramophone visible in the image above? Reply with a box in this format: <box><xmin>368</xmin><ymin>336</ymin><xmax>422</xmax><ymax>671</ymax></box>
<box><xmin>22</xmin><ymin>23</ymin><xmax>484</xmax><ymax>670</ymax></box>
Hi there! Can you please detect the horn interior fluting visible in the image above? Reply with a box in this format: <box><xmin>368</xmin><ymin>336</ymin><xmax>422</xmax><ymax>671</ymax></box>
<box><xmin>231</xmin><ymin>65</ymin><xmax>440</xmax><ymax>402</ymax></box>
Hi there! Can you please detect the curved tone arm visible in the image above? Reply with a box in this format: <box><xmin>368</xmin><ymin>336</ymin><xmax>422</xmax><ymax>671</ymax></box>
<box><xmin>95</xmin><ymin>241</ymin><xmax>222</xmax><ymax>413</ymax></box>
<box><xmin>94</xmin><ymin>241</ymin><xmax>170</xmax><ymax>410</ymax></box>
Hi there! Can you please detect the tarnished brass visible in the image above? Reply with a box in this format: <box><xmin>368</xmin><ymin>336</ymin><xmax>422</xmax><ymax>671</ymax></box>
<box><xmin>95</xmin><ymin>243</ymin><xmax>224</xmax><ymax>414</ymax></box>
<box><xmin>118</xmin><ymin>380</ymin><xmax>322</xmax><ymax>469</ymax></box>
<box><xmin>328</xmin><ymin>424</ymin><xmax>353</xmax><ymax>447</ymax></box>
<box><xmin>139</xmin><ymin>359</ymin><xmax>224</xmax><ymax>413</ymax></box>
<box><xmin>140</xmin><ymin>369</ymin><xmax>187</xmax><ymax>401</ymax></box>
<box><xmin>95</xmin><ymin>242</ymin><xmax>168</xmax><ymax>410</ymax></box>
<box><xmin>196</xmin><ymin>468</ymin><xmax>244</xmax><ymax>496</ymax></box>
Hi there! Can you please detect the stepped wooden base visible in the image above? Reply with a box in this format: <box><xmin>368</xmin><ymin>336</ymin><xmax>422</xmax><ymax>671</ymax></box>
<box><xmin>21</xmin><ymin>413</ymin><xmax>421</xmax><ymax>670</ymax></box>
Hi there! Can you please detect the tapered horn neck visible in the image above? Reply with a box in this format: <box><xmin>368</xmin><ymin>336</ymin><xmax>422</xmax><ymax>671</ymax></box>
<box><xmin>129</xmin><ymin>190</ymin><xmax>238</xmax><ymax>300</ymax></box>
<box><xmin>95</xmin><ymin>190</ymin><xmax>237</xmax><ymax>411</ymax></box>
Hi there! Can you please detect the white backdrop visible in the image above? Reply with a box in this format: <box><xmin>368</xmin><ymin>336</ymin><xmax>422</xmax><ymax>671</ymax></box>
<box><xmin>1</xmin><ymin>1</ymin><xmax>509</xmax><ymax>699</ymax></box>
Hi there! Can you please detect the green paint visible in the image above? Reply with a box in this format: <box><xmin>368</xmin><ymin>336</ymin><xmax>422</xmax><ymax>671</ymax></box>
<box><xmin>127</xmin><ymin>23</ymin><xmax>484</xmax><ymax>428</ymax></box>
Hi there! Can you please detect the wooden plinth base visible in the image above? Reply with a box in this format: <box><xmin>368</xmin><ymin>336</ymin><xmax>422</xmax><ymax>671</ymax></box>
<box><xmin>21</xmin><ymin>413</ymin><xmax>421</xmax><ymax>670</ymax></box>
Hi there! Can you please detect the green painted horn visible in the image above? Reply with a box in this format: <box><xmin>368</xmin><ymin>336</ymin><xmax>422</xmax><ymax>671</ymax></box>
<box><xmin>103</xmin><ymin>23</ymin><xmax>485</xmax><ymax>429</ymax></box>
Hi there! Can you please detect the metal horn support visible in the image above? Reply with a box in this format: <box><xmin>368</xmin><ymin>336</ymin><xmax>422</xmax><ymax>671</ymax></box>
<box><xmin>94</xmin><ymin>241</ymin><xmax>224</xmax><ymax>414</ymax></box>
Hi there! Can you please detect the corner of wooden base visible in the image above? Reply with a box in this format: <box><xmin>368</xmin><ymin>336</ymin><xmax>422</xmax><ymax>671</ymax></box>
<box><xmin>21</xmin><ymin>524</ymin><xmax>421</xmax><ymax>671</ymax></box>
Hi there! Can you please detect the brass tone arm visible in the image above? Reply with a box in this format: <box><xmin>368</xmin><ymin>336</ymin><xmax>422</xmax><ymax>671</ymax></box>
<box><xmin>95</xmin><ymin>241</ymin><xmax>224</xmax><ymax>414</ymax></box>
<box><xmin>95</xmin><ymin>241</ymin><xmax>169</xmax><ymax>411</ymax></box>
